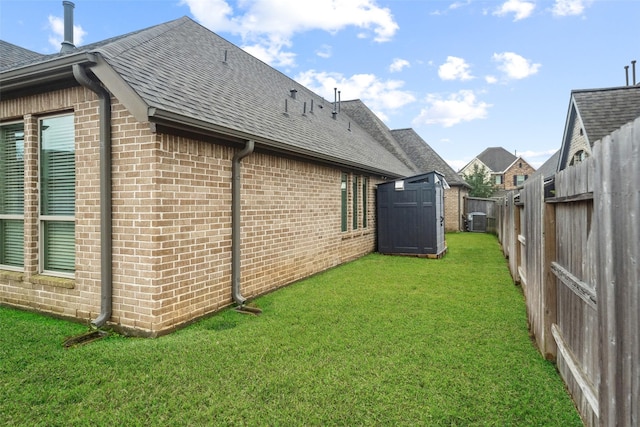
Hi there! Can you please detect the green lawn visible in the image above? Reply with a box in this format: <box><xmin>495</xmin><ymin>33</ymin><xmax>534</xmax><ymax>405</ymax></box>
<box><xmin>0</xmin><ymin>233</ymin><xmax>582</xmax><ymax>426</ymax></box>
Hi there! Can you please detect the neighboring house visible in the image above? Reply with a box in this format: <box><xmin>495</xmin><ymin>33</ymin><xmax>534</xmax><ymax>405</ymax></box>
<box><xmin>558</xmin><ymin>85</ymin><xmax>640</xmax><ymax>171</ymax></box>
<box><xmin>0</xmin><ymin>14</ymin><xmax>418</xmax><ymax>335</ymax></box>
<box><xmin>459</xmin><ymin>147</ymin><xmax>535</xmax><ymax>191</ymax></box>
<box><xmin>339</xmin><ymin>100</ymin><xmax>469</xmax><ymax>232</ymax></box>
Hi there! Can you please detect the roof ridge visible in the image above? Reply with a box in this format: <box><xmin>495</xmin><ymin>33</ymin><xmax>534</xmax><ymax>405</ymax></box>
<box><xmin>90</xmin><ymin>16</ymin><xmax>191</xmax><ymax>60</ymax></box>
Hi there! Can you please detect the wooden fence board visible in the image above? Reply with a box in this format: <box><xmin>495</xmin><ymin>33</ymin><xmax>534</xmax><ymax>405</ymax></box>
<box><xmin>594</xmin><ymin>119</ymin><xmax>640</xmax><ymax>427</ymax></box>
<box><xmin>495</xmin><ymin>116</ymin><xmax>640</xmax><ymax>426</ymax></box>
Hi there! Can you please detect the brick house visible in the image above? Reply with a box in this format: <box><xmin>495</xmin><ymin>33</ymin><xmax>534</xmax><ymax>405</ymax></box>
<box><xmin>459</xmin><ymin>147</ymin><xmax>536</xmax><ymax>191</ymax></box>
<box><xmin>340</xmin><ymin>100</ymin><xmax>470</xmax><ymax>231</ymax></box>
<box><xmin>558</xmin><ymin>85</ymin><xmax>640</xmax><ymax>171</ymax></box>
<box><xmin>0</xmin><ymin>15</ymin><xmax>421</xmax><ymax>335</ymax></box>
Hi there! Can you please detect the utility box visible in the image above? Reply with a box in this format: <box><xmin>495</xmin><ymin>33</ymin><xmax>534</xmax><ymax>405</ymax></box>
<box><xmin>376</xmin><ymin>171</ymin><xmax>448</xmax><ymax>258</ymax></box>
<box><xmin>468</xmin><ymin>212</ymin><xmax>487</xmax><ymax>232</ymax></box>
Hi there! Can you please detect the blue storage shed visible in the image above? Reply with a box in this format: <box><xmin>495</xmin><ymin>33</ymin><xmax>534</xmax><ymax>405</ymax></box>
<box><xmin>377</xmin><ymin>171</ymin><xmax>448</xmax><ymax>257</ymax></box>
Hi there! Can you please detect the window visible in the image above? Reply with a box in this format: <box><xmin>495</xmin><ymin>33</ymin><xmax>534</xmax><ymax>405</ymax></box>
<box><xmin>0</xmin><ymin>122</ymin><xmax>25</xmax><ymax>269</ymax></box>
<box><xmin>362</xmin><ymin>177</ymin><xmax>368</xmax><ymax>228</ymax></box>
<box><xmin>341</xmin><ymin>173</ymin><xmax>347</xmax><ymax>232</ymax></box>
<box><xmin>40</xmin><ymin>115</ymin><xmax>75</xmax><ymax>275</ymax></box>
<box><xmin>513</xmin><ymin>174</ymin><xmax>528</xmax><ymax>186</ymax></box>
<box><xmin>570</xmin><ymin>150</ymin><xmax>587</xmax><ymax>166</ymax></box>
<box><xmin>495</xmin><ymin>175</ymin><xmax>503</xmax><ymax>185</ymax></box>
<box><xmin>352</xmin><ymin>175</ymin><xmax>358</xmax><ymax>230</ymax></box>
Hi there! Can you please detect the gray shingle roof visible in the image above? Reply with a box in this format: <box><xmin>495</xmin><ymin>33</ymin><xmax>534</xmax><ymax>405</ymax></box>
<box><xmin>0</xmin><ymin>40</ymin><xmax>44</xmax><ymax>70</ymax></box>
<box><xmin>529</xmin><ymin>149</ymin><xmax>560</xmax><ymax>181</ymax></box>
<box><xmin>1</xmin><ymin>17</ymin><xmax>414</xmax><ymax>178</ymax></box>
<box><xmin>390</xmin><ymin>128</ymin><xmax>467</xmax><ymax>186</ymax></box>
<box><xmin>573</xmin><ymin>86</ymin><xmax>640</xmax><ymax>145</ymax></box>
<box><xmin>95</xmin><ymin>17</ymin><xmax>414</xmax><ymax>177</ymax></box>
<box><xmin>476</xmin><ymin>147</ymin><xmax>517</xmax><ymax>172</ymax></box>
<box><xmin>339</xmin><ymin>99</ymin><xmax>418</xmax><ymax>172</ymax></box>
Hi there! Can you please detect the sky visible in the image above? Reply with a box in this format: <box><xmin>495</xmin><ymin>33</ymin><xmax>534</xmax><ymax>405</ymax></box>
<box><xmin>1</xmin><ymin>0</ymin><xmax>639</xmax><ymax>171</ymax></box>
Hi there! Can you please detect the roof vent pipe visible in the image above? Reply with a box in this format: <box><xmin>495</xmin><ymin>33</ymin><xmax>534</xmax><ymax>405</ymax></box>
<box><xmin>60</xmin><ymin>1</ymin><xmax>76</xmax><ymax>53</ymax></box>
<box><xmin>333</xmin><ymin>87</ymin><xmax>337</xmax><ymax>115</ymax></box>
<box><xmin>625</xmin><ymin>65</ymin><xmax>630</xmax><ymax>86</ymax></box>
<box><xmin>290</xmin><ymin>89</ymin><xmax>297</xmax><ymax>99</ymax></box>
<box><xmin>338</xmin><ymin>90</ymin><xmax>341</xmax><ymax>113</ymax></box>
<box><xmin>633</xmin><ymin>60</ymin><xmax>637</xmax><ymax>85</ymax></box>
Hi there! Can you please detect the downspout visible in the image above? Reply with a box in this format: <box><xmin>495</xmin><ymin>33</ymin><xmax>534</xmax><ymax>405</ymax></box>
<box><xmin>72</xmin><ymin>64</ymin><xmax>112</xmax><ymax>327</ymax></box>
<box><xmin>232</xmin><ymin>140</ymin><xmax>254</xmax><ymax>306</ymax></box>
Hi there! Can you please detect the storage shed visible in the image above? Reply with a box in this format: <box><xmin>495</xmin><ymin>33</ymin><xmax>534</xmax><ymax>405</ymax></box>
<box><xmin>377</xmin><ymin>171</ymin><xmax>448</xmax><ymax>257</ymax></box>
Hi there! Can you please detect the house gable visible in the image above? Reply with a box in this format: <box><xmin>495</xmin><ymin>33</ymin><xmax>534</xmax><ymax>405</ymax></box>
<box><xmin>559</xmin><ymin>86</ymin><xmax>640</xmax><ymax>170</ymax></box>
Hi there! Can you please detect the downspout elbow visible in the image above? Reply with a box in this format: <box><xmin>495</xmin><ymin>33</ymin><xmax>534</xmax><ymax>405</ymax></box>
<box><xmin>73</xmin><ymin>64</ymin><xmax>112</xmax><ymax>328</ymax></box>
<box><xmin>232</xmin><ymin>139</ymin><xmax>255</xmax><ymax>306</ymax></box>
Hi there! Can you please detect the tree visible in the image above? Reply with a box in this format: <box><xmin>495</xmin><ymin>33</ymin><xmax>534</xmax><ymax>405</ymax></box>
<box><xmin>463</xmin><ymin>164</ymin><xmax>497</xmax><ymax>198</ymax></box>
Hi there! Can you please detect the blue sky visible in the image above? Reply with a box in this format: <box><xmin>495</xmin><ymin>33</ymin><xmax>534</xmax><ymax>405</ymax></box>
<box><xmin>1</xmin><ymin>0</ymin><xmax>638</xmax><ymax>170</ymax></box>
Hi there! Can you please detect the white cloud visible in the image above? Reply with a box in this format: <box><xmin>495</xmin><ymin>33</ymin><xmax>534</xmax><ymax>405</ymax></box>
<box><xmin>316</xmin><ymin>44</ymin><xmax>332</xmax><ymax>59</ymax></box>
<box><xmin>485</xmin><ymin>75</ymin><xmax>498</xmax><ymax>84</ymax></box>
<box><xmin>493</xmin><ymin>0</ymin><xmax>535</xmax><ymax>21</ymax></box>
<box><xmin>438</xmin><ymin>56</ymin><xmax>473</xmax><ymax>81</ymax></box>
<box><xmin>180</xmin><ymin>0</ymin><xmax>399</xmax><ymax>67</ymax></box>
<box><xmin>518</xmin><ymin>149</ymin><xmax>558</xmax><ymax>159</ymax></box>
<box><xmin>47</xmin><ymin>15</ymin><xmax>86</xmax><ymax>51</ymax></box>
<box><xmin>492</xmin><ymin>52</ymin><xmax>541</xmax><ymax>79</ymax></box>
<box><xmin>413</xmin><ymin>90</ymin><xmax>491</xmax><ymax>128</ymax></box>
<box><xmin>389</xmin><ymin>58</ymin><xmax>410</xmax><ymax>73</ymax></box>
<box><xmin>552</xmin><ymin>0</ymin><xmax>593</xmax><ymax>16</ymax></box>
<box><xmin>294</xmin><ymin>69</ymin><xmax>416</xmax><ymax>115</ymax></box>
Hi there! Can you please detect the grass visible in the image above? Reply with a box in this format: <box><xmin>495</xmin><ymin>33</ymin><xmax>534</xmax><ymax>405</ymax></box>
<box><xmin>0</xmin><ymin>233</ymin><xmax>582</xmax><ymax>426</ymax></box>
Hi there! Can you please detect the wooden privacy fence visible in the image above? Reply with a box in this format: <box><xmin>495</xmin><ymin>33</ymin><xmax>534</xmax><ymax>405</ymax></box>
<box><xmin>496</xmin><ymin>117</ymin><xmax>639</xmax><ymax>427</ymax></box>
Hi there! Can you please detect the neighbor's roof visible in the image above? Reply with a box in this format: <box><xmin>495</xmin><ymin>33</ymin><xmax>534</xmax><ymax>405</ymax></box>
<box><xmin>390</xmin><ymin>128</ymin><xmax>468</xmax><ymax>187</ymax></box>
<box><xmin>476</xmin><ymin>147</ymin><xmax>517</xmax><ymax>173</ymax></box>
<box><xmin>529</xmin><ymin>149</ymin><xmax>560</xmax><ymax>182</ymax></box>
<box><xmin>1</xmin><ymin>17</ymin><xmax>414</xmax><ymax>178</ymax></box>
<box><xmin>572</xmin><ymin>85</ymin><xmax>640</xmax><ymax>146</ymax></box>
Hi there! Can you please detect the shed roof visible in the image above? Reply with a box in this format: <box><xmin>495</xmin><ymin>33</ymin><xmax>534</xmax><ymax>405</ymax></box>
<box><xmin>1</xmin><ymin>17</ymin><xmax>414</xmax><ymax>178</ymax></box>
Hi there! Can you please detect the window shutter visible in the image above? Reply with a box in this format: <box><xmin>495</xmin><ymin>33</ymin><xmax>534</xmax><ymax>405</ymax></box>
<box><xmin>362</xmin><ymin>177</ymin><xmax>368</xmax><ymax>228</ymax></box>
<box><xmin>513</xmin><ymin>175</ymin><xmax>517</xmax><ymax>186</ymax></box>
<box><xmin>341</xmin><ymin>173</ymin><xmax>347</xmax><ymax>232</ymax></box>
<box><xmin>352</xmin><ymin>176</ymin><xmax>358</xmax><ymax>230</ymax></box>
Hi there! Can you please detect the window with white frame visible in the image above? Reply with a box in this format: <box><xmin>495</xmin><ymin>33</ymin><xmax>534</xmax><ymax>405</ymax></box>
<box><xmin>40</xmin><ymin>115</ymin><xmax>75</xmax><ymax>275</ymax></box>
<box><xmin>0</xmin><ymin>122</ymin><xmax>25</xmax><ymax>269</ymax></box>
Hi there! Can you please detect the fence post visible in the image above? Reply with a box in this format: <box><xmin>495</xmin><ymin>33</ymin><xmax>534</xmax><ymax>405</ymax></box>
<box><xmin>543</xmin><ymin>201</ymin><xmax>557</xmax><ymax>360</ymax></box>
<box><xmin>513</xmin><ymin>202</ymin><xmax>522</xmax><ymax>284</ymax></box>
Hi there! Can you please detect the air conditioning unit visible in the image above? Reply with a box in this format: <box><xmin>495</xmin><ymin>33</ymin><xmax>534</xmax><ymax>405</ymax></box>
<box><xmin>468</xmin><ymin>212</ymin><xmax>487</xmax><ymax>232</ymax></box>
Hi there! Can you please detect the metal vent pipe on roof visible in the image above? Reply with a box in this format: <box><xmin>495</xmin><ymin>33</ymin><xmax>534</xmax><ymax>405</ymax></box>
<box><xmin>625</xmin><ymin>65</ymin><xmax>630</xmax><ymax>86</ymax></box>
<box><xmin>633</xmin><ymin>60</ymin><xmax>637</xmax><ymax>85</ymax></box>
<box><xmin>60</xmin><ymin>1</ymin><xmax>76</xmax><ymax>53</ymax></box>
